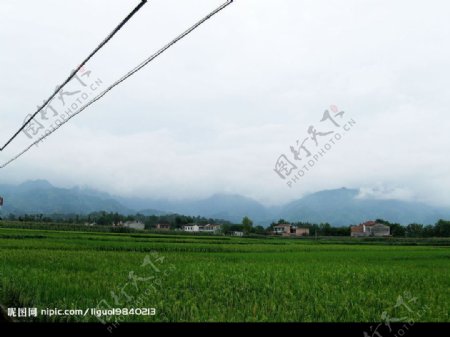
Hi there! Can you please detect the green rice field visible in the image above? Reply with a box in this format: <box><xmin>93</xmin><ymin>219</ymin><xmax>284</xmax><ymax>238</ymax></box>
<box><xmin>0</xmin><ymin>224</ymin><xmax>449</xmax><ymax>323</ymax></box>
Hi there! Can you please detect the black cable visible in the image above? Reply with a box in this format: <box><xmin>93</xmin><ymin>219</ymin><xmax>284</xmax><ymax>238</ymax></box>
<box><xmin>0</xmin><ymin>0</ymin><xmax>233</xmax><ymax>169</ymax></box>
<box><xmin>0</xmin><ymin>0</ymin><xmax>148</xmax><ymax>151</ymax></box>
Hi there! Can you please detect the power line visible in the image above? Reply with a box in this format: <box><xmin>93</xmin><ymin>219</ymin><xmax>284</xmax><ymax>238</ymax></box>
<box><xmin>0</xmin><ymin>0</ymin><xmax>148</xmax><ymax>152</ymax></box>
<box><xmin>0</xmin><ymin>0</ymin><xmax>234</xmax><ymax>169</ymax></box>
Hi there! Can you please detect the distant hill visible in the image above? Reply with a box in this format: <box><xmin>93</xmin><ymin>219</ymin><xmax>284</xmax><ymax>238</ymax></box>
<box><xmin>175</xmin><ymin>194</ymin><xmax>271</xmax><ymax>224</ymax></box>
<box><xmin>1</xmin><ymin>180</ymin><xmax>449</xmax><ymax>226</ymax></box>
<box><xmin>119</xmin><ymin>193</ymin><xmax>270</xmax><ymax>224</ymax></box>
<box><xmin>279</xmin><ymin>188</ymin><xmax>449</xmax><ymax>226</ymax></box>
<box><xmin>0</xmin><ymin>180</ymin><xmax>132</xmax><ymax>215</ymax></box>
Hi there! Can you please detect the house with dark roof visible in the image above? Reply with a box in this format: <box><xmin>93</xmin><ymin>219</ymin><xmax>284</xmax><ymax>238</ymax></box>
<box><xmin>273</xmin><ymin>224</ymin><xmax>309</xmax><ymax>237</ymax></box>
<box><xmin>351</xmin><ymin>221</ymin><xmax>390</xmax><ymax>237</ymax></box>
<box><xmin>156</xmin><ymin>223</ymin><xmax>171</xmax><ymax>230</ymax></box>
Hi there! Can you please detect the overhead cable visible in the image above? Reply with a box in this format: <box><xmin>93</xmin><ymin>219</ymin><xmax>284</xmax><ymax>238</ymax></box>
<box><xmin>0</xmin><ymin>0</ymin><xmax>148</xmax><ymax>151</ymax></box>
<box><xmin>0</xmin><ymin>0</ymin><xmax>234</xmax><ymax>169</ymax></box>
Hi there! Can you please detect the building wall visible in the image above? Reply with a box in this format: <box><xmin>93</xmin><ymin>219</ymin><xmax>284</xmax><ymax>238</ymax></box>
<box><xmin>274</xmin><ymin>225</ymin><xmax>310</xmax><ymax>236</ymax></box>
<box><xmin>183</xmin><ymin>225</ymin><xmax>221</xmax><ymax>233</ymax></box>
<box><xmin>351</xmin><ymin>223</ymin><xmax>390</xmax><ymax>237</ymax></box>
<box><xmin>351</xmin><ymin>231</ymin><xmax>367</xmax><ymax>237</ymax></box>
<box><xmin>124</xmin><ymin>222</ymin><xmax>145</xmax><ymax>230</ymax></box>
<box><xmin>183</xmin><ymin>225</ymin><xmax>199</xmax><ymax>232</ymax></box>
<box><xmin>274</xmin><ymin>225</ymin><xmax>291</xmax><ymax>235</ymax></box>
<box><xmin>295</xmin><ymin>228</ymin><xmax>310</xmax><ymax>236</ymax></box>
<box><xmin>156</xmin><ymin>224</ymin><xmax>170</xmax><ymax>230</ymax></box>
<box><xmin>370</xmin><ymin>224</ymin><xmax>390</xmax><ymax>236</ymax></box>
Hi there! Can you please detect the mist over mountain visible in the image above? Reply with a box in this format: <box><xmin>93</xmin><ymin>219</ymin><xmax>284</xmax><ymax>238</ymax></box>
<box><xmin>0</xmin><ymin>180</ymin><xmax>449</xmax><ymax>226</ymax></box>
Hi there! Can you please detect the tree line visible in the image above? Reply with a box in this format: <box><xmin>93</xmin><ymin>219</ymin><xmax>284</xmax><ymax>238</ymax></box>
<box><xmin>2</xmin><ymin>212</ymin><xmax>450</xmax><ymax>237</ymax></box>
<box><xmin>375</xmin><ymin>219</ymin><xmax>450</xmax><ymax>237</ymax></box>
<box><xmin>267</xmin><ymin>218</ymin><xmax>450</xmax><ymax>237</ymax></box>
<box><xmin>1</xmin><ymin>212</ymin><xmax>231</xmax><ymax>230</ymax></box>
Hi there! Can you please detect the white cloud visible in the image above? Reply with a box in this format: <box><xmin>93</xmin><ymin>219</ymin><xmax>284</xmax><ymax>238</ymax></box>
<box><xmin>1</xmin><ymin>0</ymin><xmax>450</xmax><ymax>207</ymax></box>
<box><xmin>356</xmin><ymin>185</ymin><xmax>415</xmax><ymax>202</ymax></box>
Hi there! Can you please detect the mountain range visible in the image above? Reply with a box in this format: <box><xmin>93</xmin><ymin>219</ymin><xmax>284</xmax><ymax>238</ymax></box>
<box><xmin>0</xmin><ymin>180</ymin><xmax>449</xmax><ymax>226</ymax></box>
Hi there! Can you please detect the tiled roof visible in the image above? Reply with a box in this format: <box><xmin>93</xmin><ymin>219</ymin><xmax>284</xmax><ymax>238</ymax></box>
<box><xmin>351</xmin><ymin>225</ymin><xmax>364</xmax><ymax>232</ymax></box>
<box><xmin>361</xmin><ymin>221</ymin><xmax>377</xmax><ymax>227</ymax></box>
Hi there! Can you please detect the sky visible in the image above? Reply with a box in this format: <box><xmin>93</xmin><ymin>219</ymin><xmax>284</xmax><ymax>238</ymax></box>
<box><xmin>0</xmin><ymin>0</ymin><xmax>449</xmax><ymax>207</ymax></box>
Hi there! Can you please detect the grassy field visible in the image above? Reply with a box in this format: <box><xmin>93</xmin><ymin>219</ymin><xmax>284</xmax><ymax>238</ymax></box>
<box><xmin>0</xmin><ymin>225</ymin><xmax>449</xmax><ymax>323</ymax></box>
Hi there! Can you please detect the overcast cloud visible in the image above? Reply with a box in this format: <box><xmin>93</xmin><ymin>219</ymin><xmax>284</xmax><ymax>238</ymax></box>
<box><xmin>1</xmin><ymin>0</ymin><xmax>449</xmax><ymax>207</ymax></box>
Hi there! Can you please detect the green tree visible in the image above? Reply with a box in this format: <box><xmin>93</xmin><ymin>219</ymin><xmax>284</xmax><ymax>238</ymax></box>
<box><xmin>406</xmin><ymin>223</ymin><xmax>424</xmax><ymax>237</ymax></box>
<box><xmin>242</xmin><ymin>216</ymin><xmax>253</xmax><ymax>234</ymax></box>
<box><xmin>389</xmin><ymin>223</ymin><xmax>406</xmax><ymax>237</ymax></box>
<box><xmin>435</xmin><ymin>219</ymin><xmax>450</xmax><ymax>237</ymax></box>
<box><xmin>253</xmin><ymin>225</ymin><xmax>266</xmax><ymax>235</ymax></box>
<box><xmin>319</xmin><ymin>223</ymin><xmax>332</xmax><ymax>236</ymax></box>
<box><xmin>220</xmin><ymin>223</ymin><xmax>231</xmax><ymax>235</ymax></box>
<box><xmin>422</xmin><ymin>225</ymin><xmax>435</xmax><ymax>237</ymax></box>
